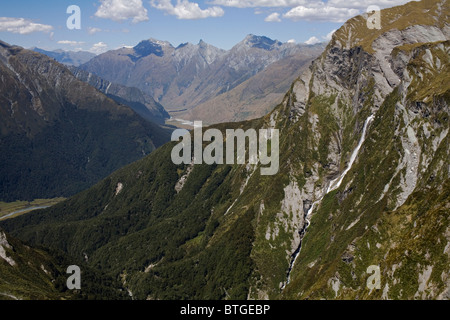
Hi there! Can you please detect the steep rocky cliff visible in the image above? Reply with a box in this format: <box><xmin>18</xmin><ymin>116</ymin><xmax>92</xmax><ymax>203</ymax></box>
<box><xmin>253</xmin><ymin>0</ymin><xmax>450</xmax><ymax>299</ymax></box>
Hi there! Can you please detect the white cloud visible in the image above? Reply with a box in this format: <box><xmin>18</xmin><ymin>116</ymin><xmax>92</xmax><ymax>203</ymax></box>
<box><xmin>284</xmin><ymin>4</ymin><xmax>359</xmax><ymax>22</ymax></box>
<box><xmin>327</xmin><ymin>0</ymin><xmax>415</xmax><ymax>10</ymax></box>
<box><xmin>265</xmin><ymin>12</ymin><xmax>281</xmax><ymax>22</ymax></box>
<box><xmin>57</xmin><ymin>40</ymin><xmax>85</xmax><ymax>46</ymax></box>
<box><xmin>287</xmin><ymin>39</ymin><xmax>296</xmax><ymax>43</ymax></box>
<box><xmin>210</xmin><ymin>0</ymin><xmax>416</xmax><ymax>23</ymax></box>
<box><xmin>210</xmin><ymin>0</ymin><xmax>415</xmax><ymax>9</ymax></box>
<box><xmin>89</xmin><ymin>42</ymin><xmax>109</xmax><ymax>54</ymax></box>
<box><xmin>117</xmin><ymin>44</ymin><xmax>134</xmax><ymax>49</ymax></box>
<box><xmin>95</xmin><ymin>0</ymin><xmax>149</xmax><ymax>23</ymax></box>
<box><xmin>0</xmin><ymin>17</ymin><xmax>53</xmax><ymax>34</ymax></box>
<box><xmin>305</xmin><ymin>36</ymin><xmax>320</xmax><ymax>45</ymax></box>
<box><xmin>209</xmin><ymin>0</ymin><xmax>308</xmax><ymax>8</ymax></box>
<box><xmin>88</xmin><ymin>27</ymin><xmax>103</xmax><ymax>35</ymax></box>
<box><xmin>150</xmin><ymin>0</ymin><xmax>224</xmax><ymax>19</ymax></box>
<box><xmin>323</xmin><ymin>29</ymin><xmax>336</xmax><ymax>41</ymax></box>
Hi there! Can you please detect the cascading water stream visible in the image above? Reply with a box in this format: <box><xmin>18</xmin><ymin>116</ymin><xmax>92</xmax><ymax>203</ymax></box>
<box><xmin>326</xmin><ymin>115</ymin><xmax>375</xmax><ymax>193</ymax></box>
<box><xmin>282</xmin><ymin>115</ymin><xmax>375</xmax><ymax>289</ymax></box>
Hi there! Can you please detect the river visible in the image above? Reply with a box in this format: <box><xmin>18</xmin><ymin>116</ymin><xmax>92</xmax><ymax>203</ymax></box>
<box><xmin>0</xmin><ymin>206</ymin><xmax>50</xmax><ymax>220</ymax></box>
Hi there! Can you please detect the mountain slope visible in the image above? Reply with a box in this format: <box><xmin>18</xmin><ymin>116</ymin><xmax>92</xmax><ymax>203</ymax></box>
<box><xmin>1</xmin><ymin>0</ymin><xmax>449</xmax><ymax>300</ymax></box>
<box><xmin>180</xmin><ymin>52</ymin><xmax>316</xmax><ymax>124</ymax></box>
<box><xmin>0</xmin><ymin>41</ymin><xmax>171</xmax><ymax>201</ymax></box>
<box><xmin>68</xmin><ymin>66</ymin><xmax>169</xmax><ymax>124</ymax></box>
<box><xmin>0</xmin><ymin>228</ymin><xmax>128</xmax><ymax>300</ymax></box>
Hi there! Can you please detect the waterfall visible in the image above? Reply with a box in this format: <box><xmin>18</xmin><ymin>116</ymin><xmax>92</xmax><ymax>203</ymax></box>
<box><xmin>282</xmin><ymin>114</ymin><xmax>375</xmax><ymax>289</ymax></box>
<box><xmin>327</xmin><ymin>115</ymin><xmax>375</xmax><ymax>193</ymax></box>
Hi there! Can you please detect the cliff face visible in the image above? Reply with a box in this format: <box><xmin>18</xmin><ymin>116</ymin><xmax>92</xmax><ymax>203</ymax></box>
<box><xmin>256</xmin><ymin>0</ymin><xmax>449</xmax><ymax>299</ymax></box>
<box><xmin>1</xmin><ymin>0</ymin><xmax>448</xmax><ymax>300</ymax></box>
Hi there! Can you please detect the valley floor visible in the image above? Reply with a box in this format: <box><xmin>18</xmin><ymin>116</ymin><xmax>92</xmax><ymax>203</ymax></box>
<box><xmin>0</xmin><ymin>198</ymin><xmax>65</xmax><ymax>221</ymax></box>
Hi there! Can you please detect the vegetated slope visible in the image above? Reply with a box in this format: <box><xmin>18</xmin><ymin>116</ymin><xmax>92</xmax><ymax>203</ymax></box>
<box><xmin>0</xmin><ymin>41</ymin><xmax>171</xmax><ymax>201</ymax></box>
<box><xmin>80</xmin><ymin>35</ymin><xmax>324</xmax><ymax>124</ymax></box>
<box><xmin>0</xmin><ymin>228</ymin><xmax>128</xmax><ymax>300</ymax></box>
<box><xmin>68</xmin><ymin>66</ymin><xmax>169</xmax><ymax>124</ymax></box>
<box><xmin>2</xmin><ymin>0</ymin><xmax>449</xmax><ymax>300</ymax></box>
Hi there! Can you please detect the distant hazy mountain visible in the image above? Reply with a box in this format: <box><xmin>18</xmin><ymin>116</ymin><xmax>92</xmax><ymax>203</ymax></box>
<box><xmin>182</xmin><ymin>51</ymin><xmax>318</xmax><ymax>124</ymax></box>
<box><xmin>80</xmin><ymin>35</ymin><xmax>325</xmax><ymax>124</ymax></box>
<box><xmin>68</xmin><ymin>66</ymin><xmax>169</xmax><ymax>124</ymax></box>
<box><xmin>0</xmin><ymin>41</ymin><xmax>171</xmax><ymax>201</ymax></box>
<box><xmin>32</xmin><ymin>47</ymin><xmax>96</xmax><ymax>66</ymax></box>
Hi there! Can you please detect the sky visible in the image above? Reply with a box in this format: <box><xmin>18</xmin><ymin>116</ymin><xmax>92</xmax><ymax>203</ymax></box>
<box><xmin>0</xmin><ymin>0</ymin><xmax>416</xmax><ymax>54</ymax></box>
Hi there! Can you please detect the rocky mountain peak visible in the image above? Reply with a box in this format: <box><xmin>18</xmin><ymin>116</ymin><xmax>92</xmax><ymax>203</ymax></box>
<box><xmin>242</xmin><ymin>34</ymin><xmax>282</xmax><ymax>50</ymax></box>
<box><xmin>133</xmin><ymin>38</ymin><xmax>174</xmax><ymax>58</ymax></box>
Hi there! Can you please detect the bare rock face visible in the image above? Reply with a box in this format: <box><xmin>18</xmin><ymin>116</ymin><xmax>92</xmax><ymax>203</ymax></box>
<box><xmin>0</xmin><ymin>231</ymin><xmax>16</xmax><ymax>266</ymax></box>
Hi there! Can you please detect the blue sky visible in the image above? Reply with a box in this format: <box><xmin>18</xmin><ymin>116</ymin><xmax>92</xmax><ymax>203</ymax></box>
<box><xmin>0</xmin><ymin>0</ymin><xmax>415</xmax><ymax>53</ymax></box>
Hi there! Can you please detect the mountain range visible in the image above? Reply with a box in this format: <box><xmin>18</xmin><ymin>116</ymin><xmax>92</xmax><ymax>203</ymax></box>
<box><xmin>0</xmin><ymin>41</ymin><xmax>171</xmax><ymax>201</ymax></box>
<box><xmin>80</xmin><ymin>35</ymin><xmax>325</xmax><ymax>124</ymax></box>
<box><xmin>29</xmin><ymin>48</ymin><xmax>170</xmax><ymax>124</ymax></box>
<box><xmin>31</xmin><ymin>48</ymin><xmax>96</xmax><ymax>67</ymax></box>
<box><xmin>1</xmin><ymin>0</ymin><xmax>449</xmax><ymax>300</ymax></box>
